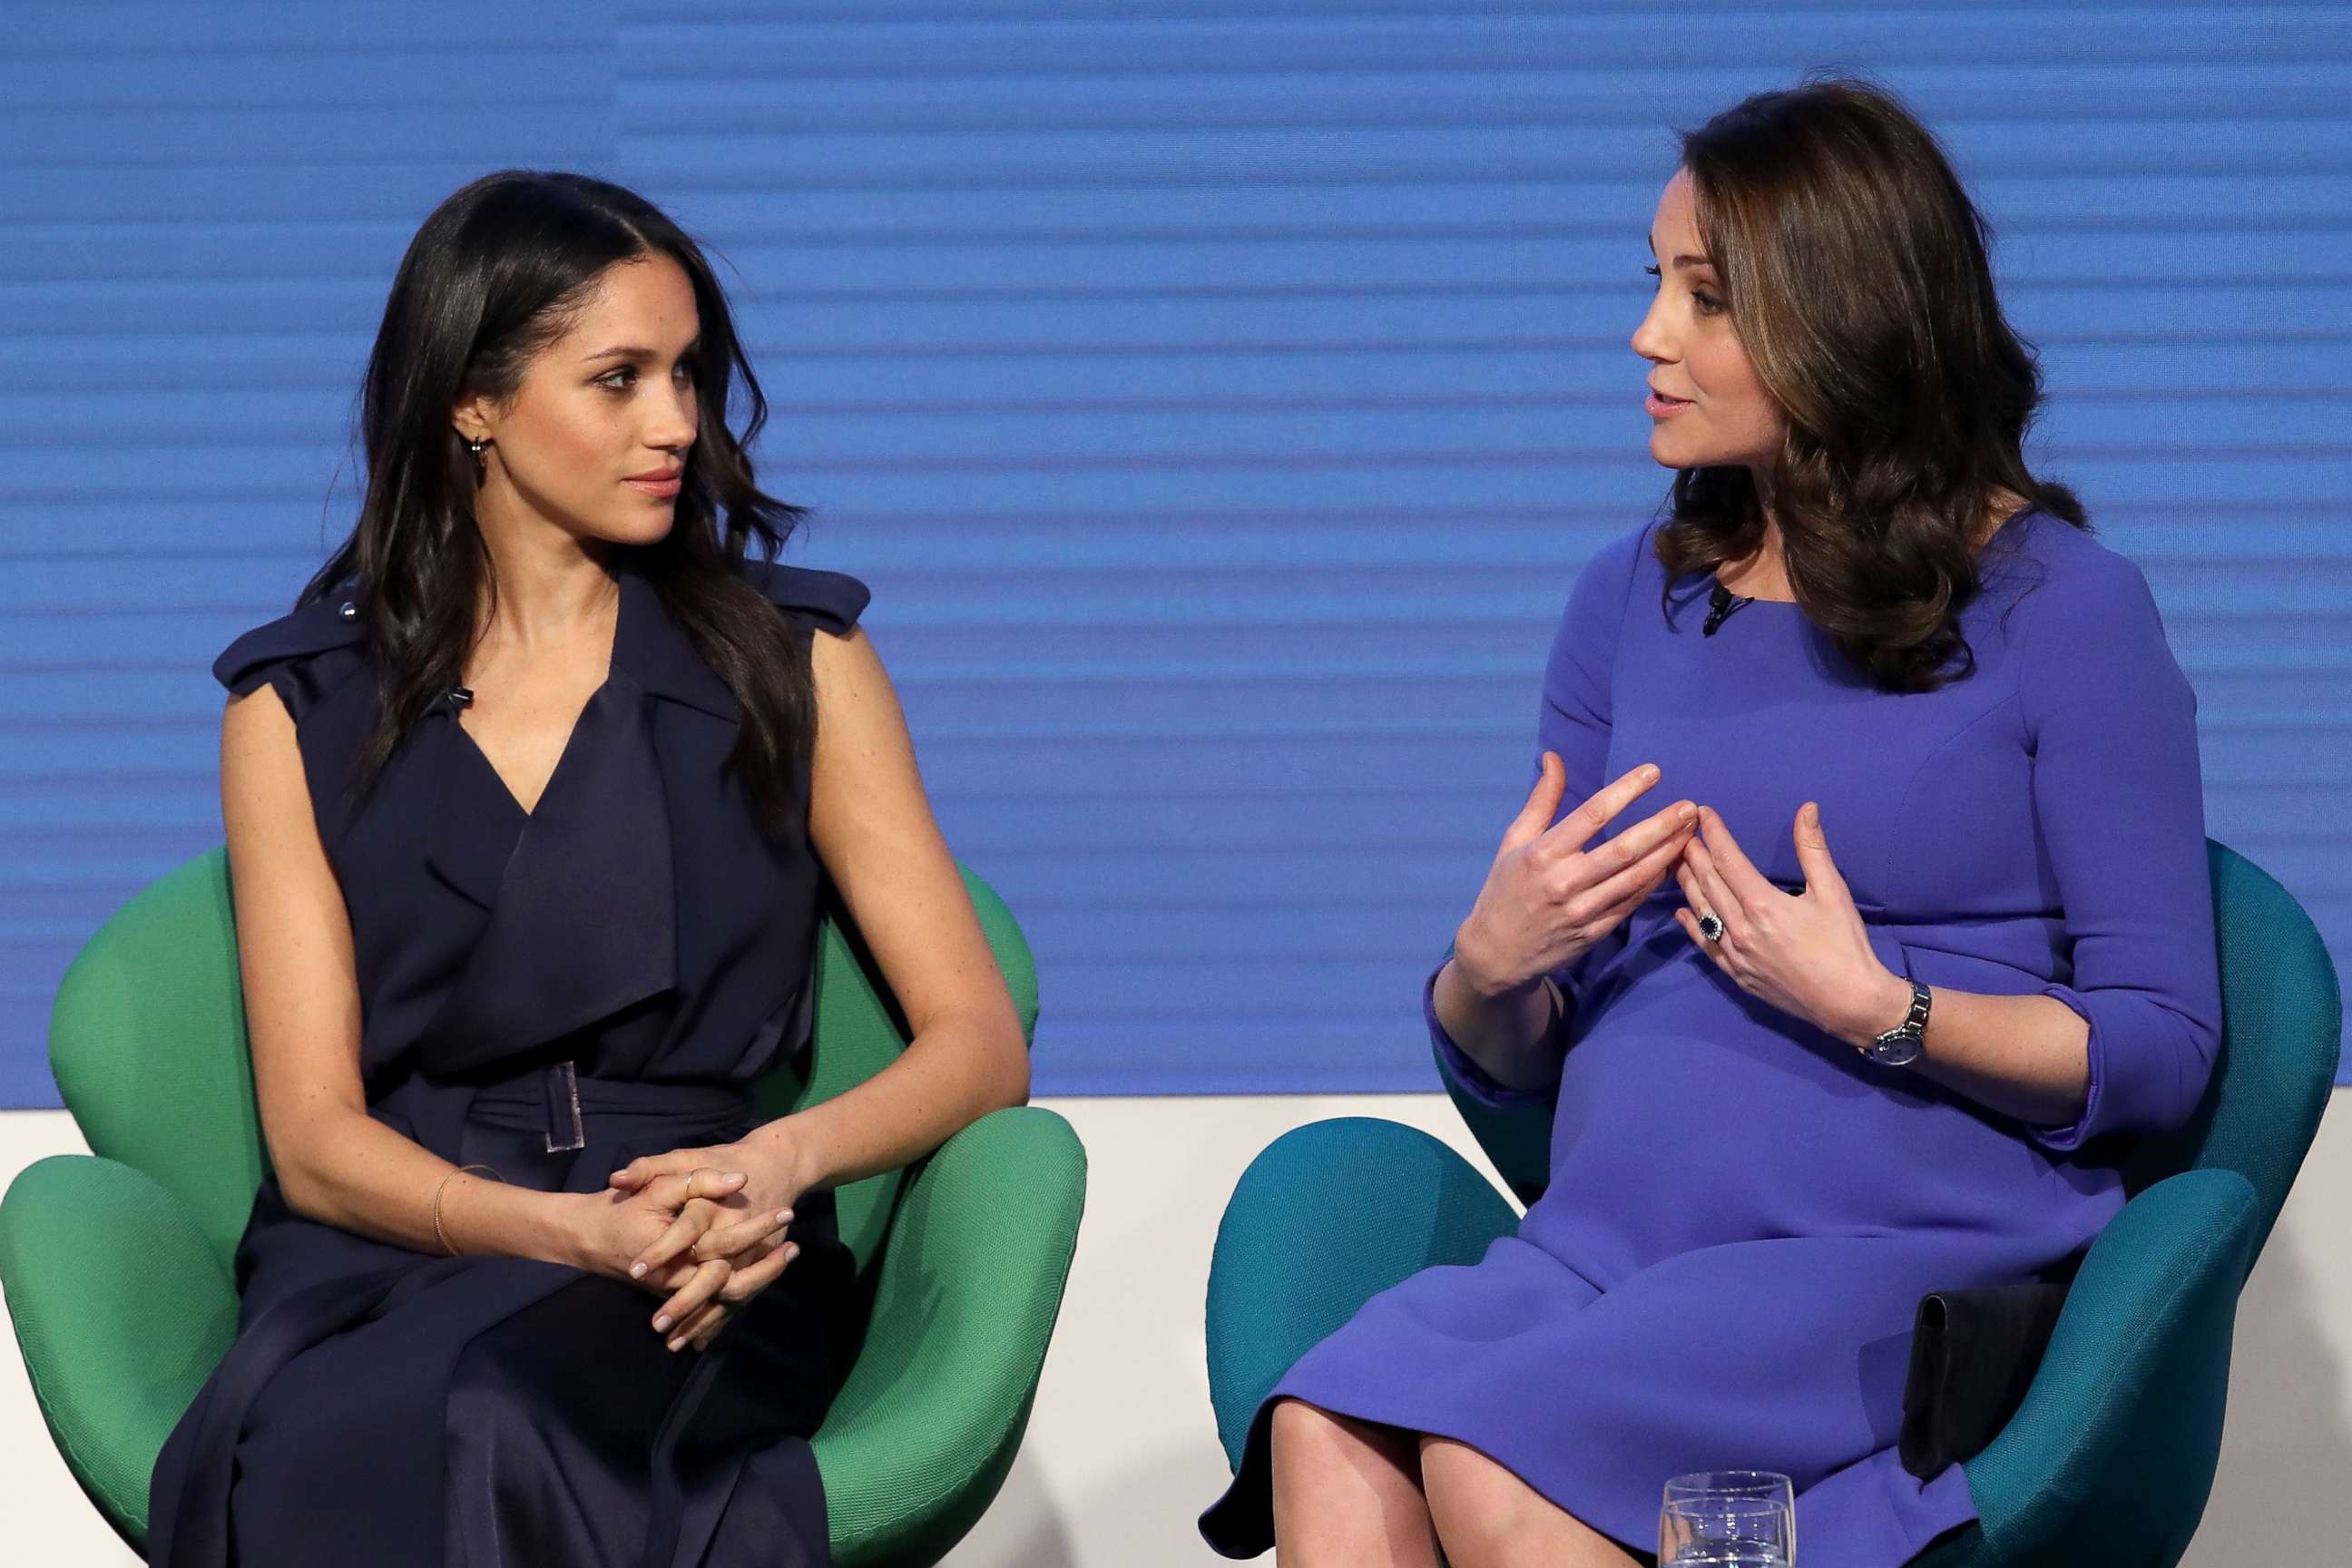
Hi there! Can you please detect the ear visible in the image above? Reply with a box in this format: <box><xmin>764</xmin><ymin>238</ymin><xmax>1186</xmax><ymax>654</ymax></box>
<box><xmin>451</xmin><ymin>389</ymin><xmax>496</xmax><ymax>446</ymax></box>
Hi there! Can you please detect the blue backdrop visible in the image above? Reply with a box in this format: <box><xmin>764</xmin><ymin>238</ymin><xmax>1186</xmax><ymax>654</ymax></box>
<box><xmin>3</xmin><ymin>2</ymin><xmax>2347</xmax><ymax>1104</ymax></box>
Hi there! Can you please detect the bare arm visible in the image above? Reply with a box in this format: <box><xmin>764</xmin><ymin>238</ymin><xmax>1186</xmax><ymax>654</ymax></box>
<box><xmin>221</xmin><ymin>682</ymin><xmax>724</xmax><ymax>1272</ymax></box>
<box><xmin>1430</xmin><ymin>963</ymin><xmax>1570</xmax><ymax>1093</ymax></box>
<box><xmin>738</xmin><ymin>623</ymin><xmax>1031</xmax><ymax>1196</ymax></box>
<box><xmin>1826</xmin><ymin>969</ymin><xmax>2092</xmax><ymax>1127</ymax></box>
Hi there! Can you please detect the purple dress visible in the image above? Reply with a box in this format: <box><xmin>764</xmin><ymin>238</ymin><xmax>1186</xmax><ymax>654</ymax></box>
<box><xmin>148</xmin><ymin>555</ymin><xmax>869</xmax><ymax>1566</ymax></box>
<box><xmin>1200</xmin><ymin>509</ymin><xmax>2222</xmax><ymax>1566</ymax></box>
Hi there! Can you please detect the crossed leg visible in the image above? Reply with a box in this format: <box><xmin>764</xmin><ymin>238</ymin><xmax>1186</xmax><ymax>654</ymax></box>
<box><xmin>1269</xmin><ymin>1396</ymin><xmax>1640</xmax><ymax>1568</ymax></box>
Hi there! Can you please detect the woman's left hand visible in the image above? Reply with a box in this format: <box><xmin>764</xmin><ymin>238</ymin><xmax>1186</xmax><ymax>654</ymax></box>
<box><xmin>1672</xmin><ymin>802</ymin><xmax>1911</xmax><ymax>1046</ymax></box>
<box><xmin>608</xmin><ymin>1131</ymin><xmax>812</xmax><ymax>1350</ymax></box>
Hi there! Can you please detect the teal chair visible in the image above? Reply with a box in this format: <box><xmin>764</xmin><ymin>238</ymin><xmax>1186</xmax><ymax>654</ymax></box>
<box><xmin>1206</xmin><ymin>840</ymin><xmax>2341</xmax><ymax>1564</ymax></box>
<box><xmin>1</xmin><ymin>847</ymin><xmax>1086</xmax><ymax>1567</ymax></box>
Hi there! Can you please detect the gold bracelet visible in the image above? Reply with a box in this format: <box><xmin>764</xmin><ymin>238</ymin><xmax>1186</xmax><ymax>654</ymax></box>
<box><xmin>432</xmin><ymin>1163</ymin><xmax>505</xmax><ymax>1257</ymax></box>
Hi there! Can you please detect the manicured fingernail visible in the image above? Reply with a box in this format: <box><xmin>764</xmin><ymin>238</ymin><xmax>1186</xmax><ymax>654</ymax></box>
<box><xmin>653</xmin><ymin>1314</ymin><xmax>672</xmax><ymax>1332</ymax></box>
<box><xmin>1678</xmin><ymin>804</ymin><xmax>1698</xmax><ymax>821</ymax></box>
<box><xmin>630</xmin><ymin>1261</ymin><xmax>647</xmax><ymax>1279</ymax></box>
<box><xmin>668</xmin><ymin>1337</ymin><xmax>684</xmax><ymax>1352</ymax></box>
<box><xmin>721</xmin><ymin>1171</ymin><xmax>745</xmax><ymax>1184</ymax></box>
<box><xmin>785</xmin><ymin>1245</ymin><xmax>800</xmax><ymax>1260</ymax></box>
<box><xmin>775</xmin><ymin>1209</ymin><xmax>793</xmax><ymax>1226</ymax></box>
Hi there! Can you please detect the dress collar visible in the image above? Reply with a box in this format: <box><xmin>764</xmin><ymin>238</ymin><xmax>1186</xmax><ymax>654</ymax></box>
<box><xmin>418</xmin><ymin>554</ymin><xmax>724</xmax><ymax>918</ymax></box>
<box><xmin>610</xmin><ymin>555</ymin><xmax>742</xmax><ymax>723</ymax></box>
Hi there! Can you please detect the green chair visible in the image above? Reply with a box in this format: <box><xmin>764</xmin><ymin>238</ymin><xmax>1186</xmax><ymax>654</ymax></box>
<box><xmin>1206</xmin><ymin>839</ymin><xmax>2341</xmax><ymax>1565</ymax></box>
<box><xmin>1</xmin><ymin>847</ymin><xmax>1086</xmax><ymax>1567</ymax></box>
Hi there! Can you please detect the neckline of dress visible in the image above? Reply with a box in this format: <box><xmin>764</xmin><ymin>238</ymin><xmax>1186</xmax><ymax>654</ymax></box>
<box><xmin>1703</xmin><ymin>504</ymin><xmax>2043</xmax><ymax>611</ymax></box>
<box><xmin>453</xmin><ymin>573</ymin><xmax>626</xmax><ymax>820</ymax></box>
<box><xmin>455</xmin><ymin>676</ymin><xmax>614</xmax><ymax>821</ymax></box>
<box><xmin>1712</xmin><ymin>580</ymin><xmax>1799</xmax><ymax>607</ymax></box>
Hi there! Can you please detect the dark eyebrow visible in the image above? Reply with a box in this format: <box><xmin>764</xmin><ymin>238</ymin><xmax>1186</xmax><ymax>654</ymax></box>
<box><xmin>582</xmin><ymin>338</ymin><xmax>701</xmax><ymax>365</ymax></box>
<box><xmin>1642</xmin><ymin>236</ymin><xmax>1715</xmax><ymax>270</ymax></box>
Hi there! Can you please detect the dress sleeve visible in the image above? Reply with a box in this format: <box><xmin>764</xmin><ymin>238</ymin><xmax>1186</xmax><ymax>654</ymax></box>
<box><xmin>211</xmin><ymin>591</ymin><xmax>368</xmax><ymax>722</ymax></box>
<box><xmin>743</xmin><ymin>561</ymin><xmax>871</xmax><ymax>637</ymax></box>
<box><xmin>1427</xmin><ymin>523</ymin><xmax>1647</xmax><ymax>1108</ymax></box>
<box><xmin>2017</xmin><ymin>547</ymin><xmax>2222</xmax><ymax>1151</ymax></box>
<box><xmin>1426</xmin><ymin>947</ymin><xmax>1560</xmax><ymax>1107</ymax></box>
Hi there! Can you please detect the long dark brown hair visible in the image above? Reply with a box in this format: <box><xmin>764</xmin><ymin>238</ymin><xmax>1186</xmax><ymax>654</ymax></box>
<box><xmin>1652</xmin><ymin>74</ymin><xmax>2088</xmax><ymax>691</ymax></box>
<box><xmin>302</xmin><ymin>170</ymin><xmax>814</xmax><ymax>833</ymax></box>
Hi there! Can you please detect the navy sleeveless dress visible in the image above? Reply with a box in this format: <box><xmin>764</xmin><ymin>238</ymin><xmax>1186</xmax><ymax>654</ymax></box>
<box><xmin>147</xmin><ymin>554</ymin><xmax>872</xmax><ymax>1567</ymax></box>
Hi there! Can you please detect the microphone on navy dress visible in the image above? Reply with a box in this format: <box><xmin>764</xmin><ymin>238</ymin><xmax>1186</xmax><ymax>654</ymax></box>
<box><xmin>1703</xmin><ymin>582</ymin><xmax>1753</xmax><ymax>637</ymax></box>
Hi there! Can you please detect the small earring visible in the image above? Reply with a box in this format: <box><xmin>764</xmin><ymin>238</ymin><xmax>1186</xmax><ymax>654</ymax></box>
<box><xmin>466</xmin><ymin>436</ymin><xmax>487</xmax><ymax>456</ymax></box>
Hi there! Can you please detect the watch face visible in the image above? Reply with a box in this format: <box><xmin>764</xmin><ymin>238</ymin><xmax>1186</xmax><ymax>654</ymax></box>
<box><xmin>1867</xmin><ymin>1030</ymin><xmax>1925</xmax><ymax>1067</ymax></box>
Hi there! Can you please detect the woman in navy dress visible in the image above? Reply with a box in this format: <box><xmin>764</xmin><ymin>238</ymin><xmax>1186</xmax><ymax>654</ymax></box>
<box><xmin>1200</xmin><ymin>79</ymin><xmax>2222</xmax><ymax>1566</ymax></box>
<box><xmin>146</xmin><ymin>171</ymin><xmax>1032</xmax><ymax>1565</ymax></box>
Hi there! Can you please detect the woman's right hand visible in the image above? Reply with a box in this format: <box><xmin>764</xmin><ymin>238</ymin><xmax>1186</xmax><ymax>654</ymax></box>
<box><xmin>1451</xmin><ymin>755</ymin><xmax>1700</xmax><ymax>998</ymax></box>
<box><xmin>566</xmin><ymin>1169</ymin><xmax>791</xmax><ymax>1345</ymax></box>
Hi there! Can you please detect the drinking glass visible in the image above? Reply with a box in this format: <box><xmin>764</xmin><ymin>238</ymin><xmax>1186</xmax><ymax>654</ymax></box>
<box><xmin>1658</xmin><ymin>1471</ymin><xmax>1796</xmax><ymax>1566</ymax></box>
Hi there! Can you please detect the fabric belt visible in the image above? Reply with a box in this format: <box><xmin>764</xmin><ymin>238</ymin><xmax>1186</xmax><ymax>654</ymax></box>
<box><xmin>466</xmin><ymin>1062</ymin><xmax>756</xmax><ymax>1153</ymax></box>
<box><xmin>377</xmin><ymin>1063</ymin><xmax>756</xmax><ymax>1168</ymax></box>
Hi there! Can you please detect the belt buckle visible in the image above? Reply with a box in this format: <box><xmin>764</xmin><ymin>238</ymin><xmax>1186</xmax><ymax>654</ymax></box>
<box><xmin>544</xmin><ymin>1060</ymin><xmax>586</xmax><ymax>1152</ymax></box>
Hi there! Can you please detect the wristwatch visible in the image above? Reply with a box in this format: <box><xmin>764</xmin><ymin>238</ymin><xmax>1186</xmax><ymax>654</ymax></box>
<box><xmin>1861</xmin><ymin>979</ymin><xmax>1933</xmax><ymax>1066</ymax></box>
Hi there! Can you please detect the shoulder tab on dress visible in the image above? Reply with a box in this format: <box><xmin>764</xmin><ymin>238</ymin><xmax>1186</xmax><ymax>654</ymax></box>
<box><xmin>211</xmin><ymin>588</ymin><xmax>367</xmax><ymax>696</ymax></box>
<box><xmin>740</xmin><ymin>560</ymin><xmax>871</xmax><ymax>636</ymax></box>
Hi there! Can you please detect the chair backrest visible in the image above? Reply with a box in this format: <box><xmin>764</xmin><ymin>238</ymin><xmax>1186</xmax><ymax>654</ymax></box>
<box><xmin>757</xmin><ymin>867</ymin><xmax>1040</xmax><ymax>1274</ymax></box>
<box><xmin>49</xmin><ymin>850</ymin><xmax>263</xmax><ymax>1270</ymax></box>
<box><xmin>2122</xmin><ymin>840</ymin><xmax>2341</xmax><ymax>1271</ymax></box>
<box><xmin>1444</xmin><ymin>838</ymin><xmax>2345</xmax><ymax>1266</ymax></box>
<box><xmin>49</xmin><ymin>848</ymin><xmax>1039</xmax><ymax>1279</ymax></box>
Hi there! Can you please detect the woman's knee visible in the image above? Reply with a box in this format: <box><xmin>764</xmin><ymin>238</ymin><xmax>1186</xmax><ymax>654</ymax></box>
<box><xmin>1420</xmin><ymin>1436</ymin><xmax>1524</xmax><ymax>1544</ymax></box>
<box><xmin>1269</xmin><ymin>1399</ymin><xmax>1438</xmax><ymax>1561</ymax></box>
<box><xmin>1271</xmin><ymin>1396</ymin><xmax>1411</xmax><ymax>1478</ymax></box>
<box><xmin>1420</xmin><ymin>1436</ymin><xmax>1632</xmax><ymax>1568</ymax></box>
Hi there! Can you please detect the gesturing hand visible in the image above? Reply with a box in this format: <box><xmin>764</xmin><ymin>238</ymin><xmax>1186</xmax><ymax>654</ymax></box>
<box><xmin>1452</xmin><ymin>754</ymin><xmax>1700</xmax><ymax>998</ymax></box>
<box><xmin>1672</xmin><ymin>800</ymin><xmax>1911</xmax><ymax>1046</ymax></box>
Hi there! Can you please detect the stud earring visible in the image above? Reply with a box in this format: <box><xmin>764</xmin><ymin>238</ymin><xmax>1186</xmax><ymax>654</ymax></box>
<box><xmin>466</xmin><ymin>436</ymin><xmax>487</xmax><ymax>456</ymax></box>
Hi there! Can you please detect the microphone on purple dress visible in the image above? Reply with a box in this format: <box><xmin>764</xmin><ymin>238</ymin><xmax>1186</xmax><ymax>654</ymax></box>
<box><xmin>1703</xmin><ymin>582</ymin><xmax>1752</xmax><ymax>636</ymax></box>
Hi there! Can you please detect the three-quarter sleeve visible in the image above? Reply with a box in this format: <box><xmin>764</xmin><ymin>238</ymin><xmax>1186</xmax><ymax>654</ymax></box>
<box><xmin>1426</xmin><ymin>523</ymin><xmax>1645</xmax><ymax>1107</ymax></box>
<box><xmin>2017</xmin><ymin>549</ymin><xmax>2222</xmax><ymax>1151</ymax></box>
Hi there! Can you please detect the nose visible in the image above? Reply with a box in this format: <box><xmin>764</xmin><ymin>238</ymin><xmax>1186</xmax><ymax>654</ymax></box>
<box><xmin>1631</xmin><ymin>289</ymin><xmax>1673</xmax><ymax>365</ymax></box>
<box><xmin>646</xmin><ymin>377</ymin><xmax>698</xmax><ymax>454</ymax></box>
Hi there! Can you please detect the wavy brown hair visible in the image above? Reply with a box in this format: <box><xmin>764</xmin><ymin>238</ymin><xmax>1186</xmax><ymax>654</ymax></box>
<box><xmin>1652</xmin><ymin>74</ymin><xmax>2088</xmax><ymax>691</ymax></box>
<box><xmin>301</xmin><ymin>170</ymin><xmax>815</xmax><ymax>834</ymax></box>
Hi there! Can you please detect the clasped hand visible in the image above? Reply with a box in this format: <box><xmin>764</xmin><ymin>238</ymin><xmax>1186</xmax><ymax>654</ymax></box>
<box><xmin>574</xmin><ymin>1133</ymin><xmax>808</xmax><ymax>1353</ymax></box>
<box><xmin>1456</xmin><ymin>754</ymin><xmax>1902</xmax><ymax>1044</ymax></box>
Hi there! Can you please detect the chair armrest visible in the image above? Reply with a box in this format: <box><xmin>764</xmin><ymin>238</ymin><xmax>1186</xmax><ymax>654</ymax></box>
<box><xmin>1205</xmin><ymin>1117</ymin><xmax>1519</xmax><ymax>1467</ymax></box>
<box><xmin>812</xmin><ymin>1106</ymin><xmax>1086</xmax><ymax>1567</ymax></box>
<box><xmin>1915</xmin><ymin>1167</ymin><xmax>2259</xmax><ymax>1567</ymax></box>
<box><xmin>1434</xmin><ymin>1066</ymin><xmax>1555</xmax><ymax>1208</ymax></box>
<box><xmin>0</xmin><ymin>1153</ymin><xmax>240</xmax><ymax>1549</ymax></box>
<box><xmin>1426</xmin><ymin>943</ymin><xmax>1558</xmax><ymax>1206</ymax></box>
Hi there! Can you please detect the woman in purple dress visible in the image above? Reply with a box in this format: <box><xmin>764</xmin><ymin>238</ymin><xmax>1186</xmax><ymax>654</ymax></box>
<box><xmin>1200</xmin><ymin>78</ymin><xmax>2221</xmax><ymax>1567</ymax></box>
<box><xmin>146</xmin><ymin>172</ymin><xmax>1033</xmax><ymax>1565</ymax></box>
